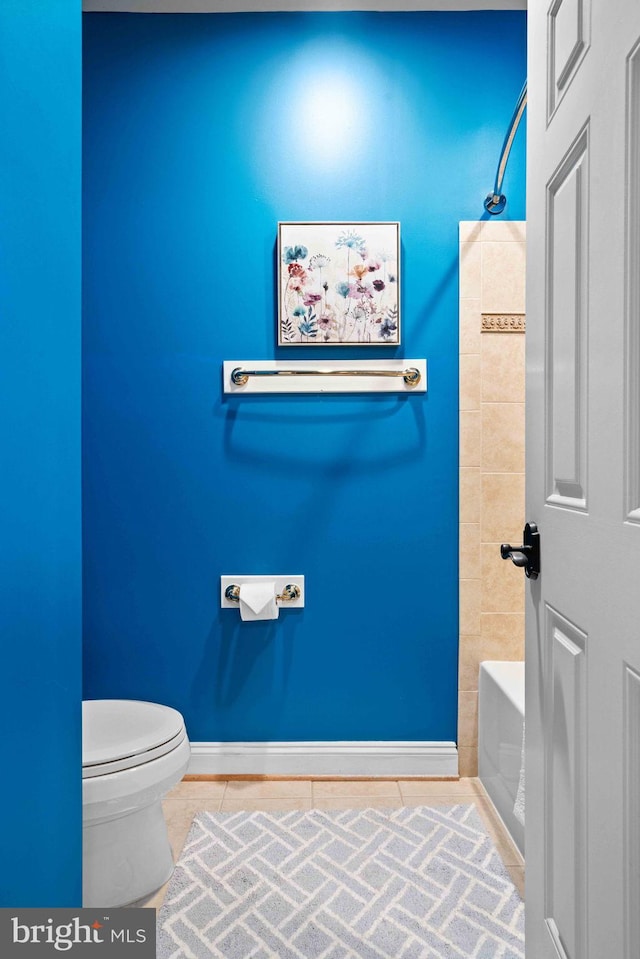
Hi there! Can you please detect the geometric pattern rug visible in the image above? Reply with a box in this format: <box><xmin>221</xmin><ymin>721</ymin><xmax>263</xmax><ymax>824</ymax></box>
<box><xmin>157</xmin><ymin>804</ymin><xmax>524</xmax><ymax>959</ymax></box>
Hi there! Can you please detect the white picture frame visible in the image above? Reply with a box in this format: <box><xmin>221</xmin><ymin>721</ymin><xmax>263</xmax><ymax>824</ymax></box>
<box><xmin>277</xmin><ymin>221</ymin><xmax>400</xmax><ymax>346</ymax></box>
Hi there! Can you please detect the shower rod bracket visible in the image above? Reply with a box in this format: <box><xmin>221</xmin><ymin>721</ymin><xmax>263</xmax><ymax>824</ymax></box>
<box><xmin>484</xmin><ymin>193</ymin><xmax>507</xmax><ymax>215</ymax></box>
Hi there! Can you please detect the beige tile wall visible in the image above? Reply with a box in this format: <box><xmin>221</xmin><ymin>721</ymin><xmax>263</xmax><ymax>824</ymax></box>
<box><xmin>458</xmin><ymin>221</ymin><xmax>526</xmax><ymax>777</ymax></box>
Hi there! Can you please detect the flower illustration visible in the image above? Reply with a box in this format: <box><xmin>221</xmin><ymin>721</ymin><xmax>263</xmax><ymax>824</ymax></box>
<box><xmin>354</xmin><ymin>281</ymin><xmax>374</xmax><ymax>299</ymax></box>
<box><xmin>335</xmin><ymin>230</ymin><xmax>366</xmax><ymax>253</ymax></box>
<box><xmin>289</xmin><ymin>270</ymin><xmax>307</xmax><ymax>291</ymax></box>
<box><xmin>279</xmin><ymin>225</ymin><xmax>399</xmax><ymax>345</ymax></box>
<box><xmin>302</xmin><ymin>293</ymin><xmax>322</xmax><ymax>306</ymax></box>
<box><xmin>298</xmin><ymin>318</ymin><xmax>317</xmax><ymax>337</ymax></box>
<box><xmin>318</xmin><ymin>313</ymin><xmax>335</xmax><ymax>331</ymax></box>
<box><xmin>308</xmin><ymin>254</ymin><xmax>330</xmax><ymax>271</ymax></box>
<box><xmin>283</xmin><ymin>245</ymin><xmax>308</xmax><ymax>264</ymax></box>
<box><xmin>379</xmin><ymin>314</ymin><xmax>398</xmax><ymax>341</ymax></box>
<box><xmin>349</xmin><ymin>263</ymin><xmax>369</xmax><ymax>280</ymax></box>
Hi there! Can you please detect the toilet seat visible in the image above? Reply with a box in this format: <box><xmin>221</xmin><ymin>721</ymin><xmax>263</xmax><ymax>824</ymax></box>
<box><xmin>82</xmin><ymin>698</ymin><xmax>191</xmax><ymax>908</ymax></box>
<box><xmin>82</xmin><ymin>699</ymin><xmax>187</xmax><ymax>779</ymax></box>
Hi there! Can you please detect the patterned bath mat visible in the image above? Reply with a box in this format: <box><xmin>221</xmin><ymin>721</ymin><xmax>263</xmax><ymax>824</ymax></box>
<box><xmin>157</xmin><ymin>804</ymin><xmax>524</xmax><ymax>959</ymax></box>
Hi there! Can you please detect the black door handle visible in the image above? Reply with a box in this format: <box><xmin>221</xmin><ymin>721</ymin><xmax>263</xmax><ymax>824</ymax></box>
<box><xmin>500</xmin><ymin>522</ymin><xmax>540</xmax><ymax>579</ymax></box>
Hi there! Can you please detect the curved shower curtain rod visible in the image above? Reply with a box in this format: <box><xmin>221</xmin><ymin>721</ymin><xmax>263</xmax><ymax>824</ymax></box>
<box><xmin>484</xmin><ymin>81</ymin><xmax>527</xmax><ymax>215</ymax></box>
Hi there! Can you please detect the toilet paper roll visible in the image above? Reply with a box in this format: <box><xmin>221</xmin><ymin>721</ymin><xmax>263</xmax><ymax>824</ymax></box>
<box><xmin>238</xmin><ymin>582</ymin><xmax>279</xmax><ymax>621</ymax></box>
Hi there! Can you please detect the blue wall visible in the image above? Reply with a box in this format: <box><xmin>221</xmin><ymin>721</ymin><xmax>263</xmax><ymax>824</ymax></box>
<box><xmin>82</xmin><ymin>12</ymin><xmax>526</xmax><ymax>743</ymax></box>
<box><xmin>0</xmin><ymin>1</ymin><xmax>82</xmax><ymax>905</ymax></box>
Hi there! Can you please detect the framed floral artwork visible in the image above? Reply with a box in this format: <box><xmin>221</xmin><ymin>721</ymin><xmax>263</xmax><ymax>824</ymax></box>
<box><xmin>277</xmin><ymin>221</ymin><xmax>400</xmax><ymax>346</ymax></box>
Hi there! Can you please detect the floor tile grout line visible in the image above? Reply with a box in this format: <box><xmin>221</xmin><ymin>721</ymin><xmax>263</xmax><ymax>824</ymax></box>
<box><xmin>166</xmin><ymin>779</ymin><xmax>522</xmax><ymax>866</ymax></box>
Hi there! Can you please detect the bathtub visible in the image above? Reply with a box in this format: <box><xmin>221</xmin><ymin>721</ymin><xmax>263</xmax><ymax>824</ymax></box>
<box><xmin>478</xmin><ymin>660</ymin><xmax>525</xmax><ymax>857</ymax></box>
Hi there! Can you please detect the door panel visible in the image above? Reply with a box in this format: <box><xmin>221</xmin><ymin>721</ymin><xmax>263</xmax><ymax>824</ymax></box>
<box><xmin>623</xmin><ymin>663</ymin><xmax>640</xmax><ymax>959</ymax></box>
<box><xmin>625</xmin><ymin>41</ymin><xmax>640</xmax><ymax>524</ymax></box>
<box><xmin>546</xmin><ymin>126</ymin><xmax>589</xmax><ymax>510</ymax></box>
<box><xmin>547</xmin><ymin>0</ymin><xmax>590</xmax><ymax>119</ymax></box>
<box><xmin>527</xmin><ymin>2</ymin><xmax>640</xmax><ymax>958</ymax></box>
<box><xmin>544</xmin><ymin>607</ymin><xmax>587</xmax><ymax>959</ymax></box>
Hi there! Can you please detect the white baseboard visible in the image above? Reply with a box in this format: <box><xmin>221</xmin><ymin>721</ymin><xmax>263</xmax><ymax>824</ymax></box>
<box><xmin>187</xmin><ymin>741</ymin><xmax>458</xmax><ymax>777</ymax></box>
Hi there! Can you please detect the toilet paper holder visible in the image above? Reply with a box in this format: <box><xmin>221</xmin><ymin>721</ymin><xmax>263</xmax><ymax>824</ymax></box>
<box><xmin>220</xmin><ymin>575</ymin><xmax>305</xmax><ymax>609</ymax></box>
<box><xmin>224</xmin><ymin>583</ymin><xmax>301</xmax><ymax>604</ymax></box>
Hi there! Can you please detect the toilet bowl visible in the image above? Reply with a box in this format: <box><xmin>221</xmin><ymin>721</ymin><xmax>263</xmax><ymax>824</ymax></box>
<box><xmin>82</xmin><ymin>699</ymin><xmax>191</xmax><ymax>908</ymax></box>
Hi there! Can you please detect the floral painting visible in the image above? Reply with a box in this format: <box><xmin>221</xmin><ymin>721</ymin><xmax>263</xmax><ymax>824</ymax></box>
<box><xmin>278</xmin><ymin>222</ymin><xmax>400</xmax><ymax>346</ymax></box>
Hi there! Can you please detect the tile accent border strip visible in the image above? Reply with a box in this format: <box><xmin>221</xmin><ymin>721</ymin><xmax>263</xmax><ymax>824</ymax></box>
<box><xmin>481</xmin><ymin>313</ymin><xmax>526</xmax><ymax>333</ymax></box>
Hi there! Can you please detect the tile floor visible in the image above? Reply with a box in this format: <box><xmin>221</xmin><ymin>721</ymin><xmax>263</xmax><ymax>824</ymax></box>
<box><xmin>141</xmin><ymin>777</ymin><xmax>524</xmax><ymax>911</ymax></box>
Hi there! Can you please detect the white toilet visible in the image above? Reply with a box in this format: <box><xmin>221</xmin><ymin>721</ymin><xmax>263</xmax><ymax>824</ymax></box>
<box><xmin>82</xmin><ymin>699</ymin><xmax>191</xmax><ymax>907</ymax></box>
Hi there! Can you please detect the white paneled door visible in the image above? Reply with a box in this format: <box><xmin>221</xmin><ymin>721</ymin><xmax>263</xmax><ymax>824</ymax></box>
<box><xmin>526</xmin><ymin>2</ymin><xmax>640</xmax><ymax>958</ymax></box>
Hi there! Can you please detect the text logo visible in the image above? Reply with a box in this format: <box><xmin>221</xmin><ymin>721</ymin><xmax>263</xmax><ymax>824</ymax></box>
<box><xmin>0</xmin><ymin>909</ymin><xmax>155</xmax><ymax>957</ymax></box>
